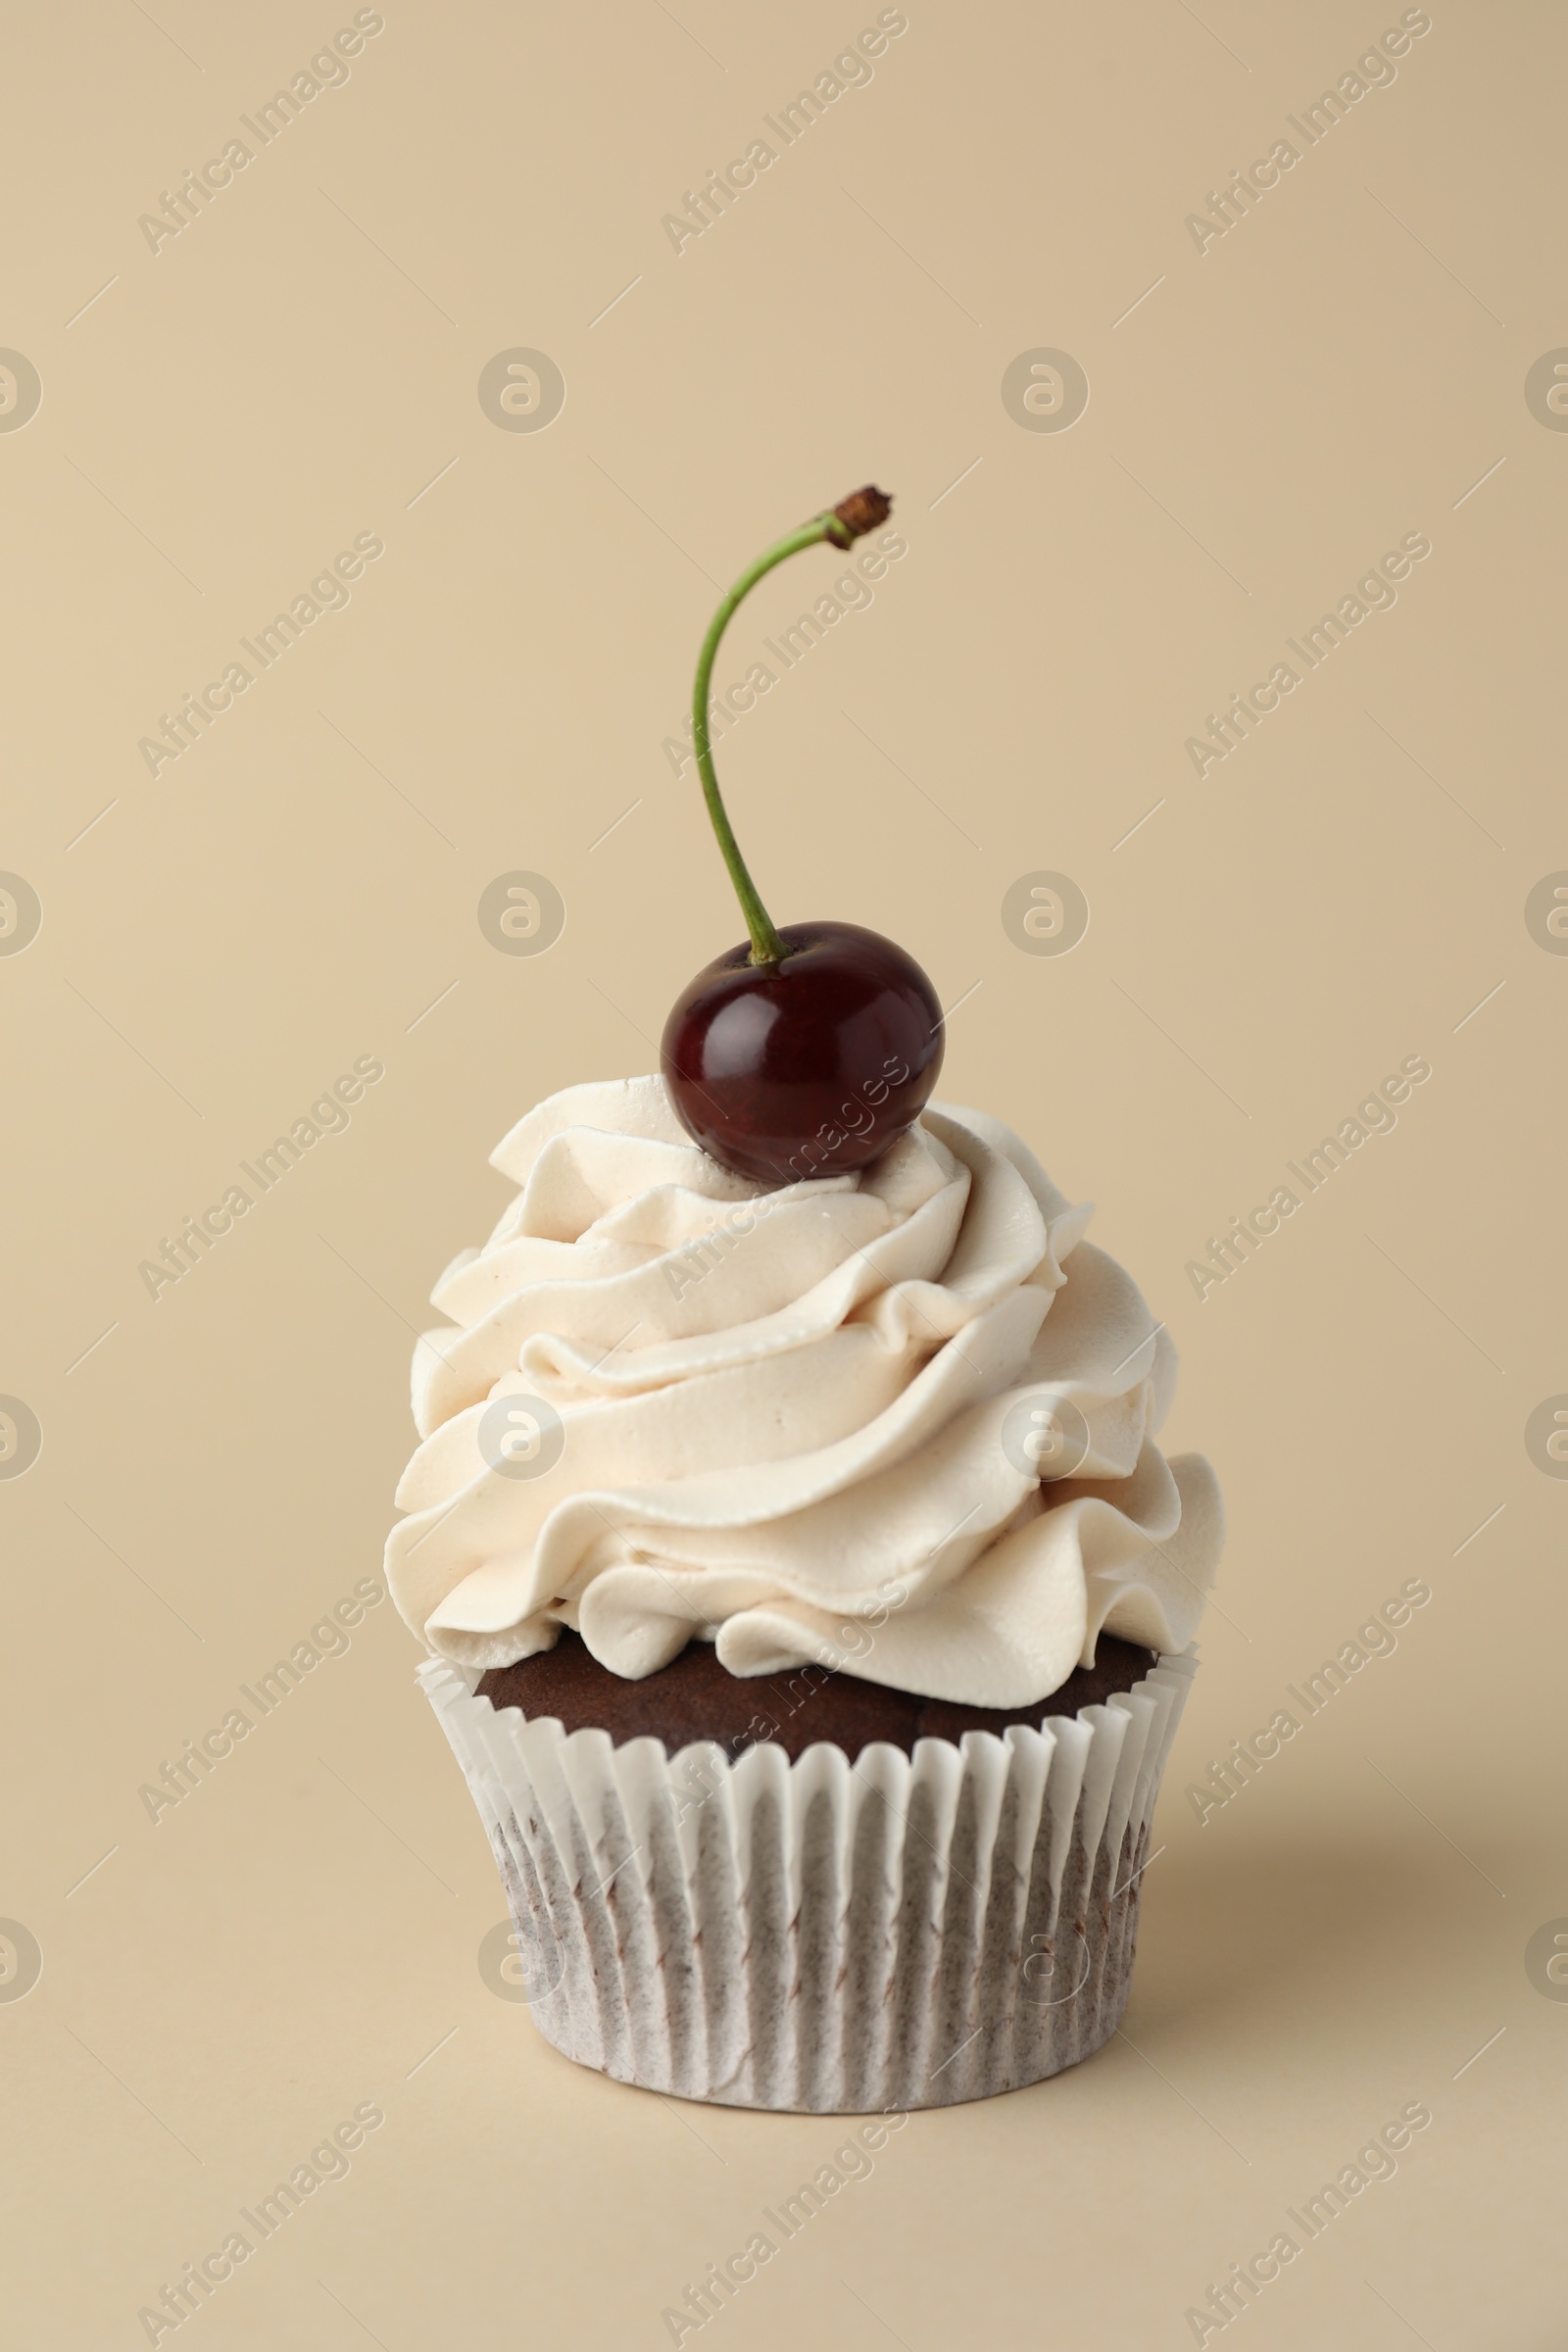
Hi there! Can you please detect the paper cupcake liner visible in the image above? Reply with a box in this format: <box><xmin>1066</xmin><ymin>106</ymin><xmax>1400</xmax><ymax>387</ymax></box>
<box><xmin>419</xmin><ymin>1649</ymin><xmax>1197</xmax><ymax>2113</ymax></box>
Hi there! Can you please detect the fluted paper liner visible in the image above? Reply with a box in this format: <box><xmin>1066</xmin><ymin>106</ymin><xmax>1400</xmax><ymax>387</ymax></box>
<box><xmin>420</xmin><ymin>1650</ymin><xmax>1197</xmax><ymax>2112</ymax></box>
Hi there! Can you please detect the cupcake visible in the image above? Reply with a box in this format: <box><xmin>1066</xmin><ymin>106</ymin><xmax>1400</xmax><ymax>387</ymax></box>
<box><xmin>388</xmin><ymin>489</ymin><xmax>1223</xmax><ymax>2111</ymax></box>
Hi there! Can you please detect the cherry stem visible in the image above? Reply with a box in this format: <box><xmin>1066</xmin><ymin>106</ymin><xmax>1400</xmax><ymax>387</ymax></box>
<box><xmin>692</xmin><ymin>493</ymin><xmax>889</xmax><ymax>966</ymax></box>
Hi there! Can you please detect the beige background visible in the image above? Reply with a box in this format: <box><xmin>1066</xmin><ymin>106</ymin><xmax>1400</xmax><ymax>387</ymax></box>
<box><xmin>4</xmin><ymin>0</ymin><xmax>1564</xmax><ymax>2342</ymax></box>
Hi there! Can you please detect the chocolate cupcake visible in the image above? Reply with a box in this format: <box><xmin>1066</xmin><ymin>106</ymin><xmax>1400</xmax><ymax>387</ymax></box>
<box><xmin>392</xmin><ymin>1078</ymin><xmax>1223</xmax><ymax>2111</ymax></box>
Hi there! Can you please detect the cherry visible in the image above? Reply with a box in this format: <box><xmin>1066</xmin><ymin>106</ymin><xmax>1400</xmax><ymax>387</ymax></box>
<box><xmin>662</xmin><ymin>920</ymin><xmax>943</xmax><ymax>1185</ymax></box>
<box><xmin>661</xmin><ymin>486</ymin><xmax>946</xmax><ymax>1184</ymax></box>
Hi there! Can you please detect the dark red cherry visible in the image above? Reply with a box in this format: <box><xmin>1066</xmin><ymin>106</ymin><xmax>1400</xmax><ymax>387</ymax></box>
<box><xmin>662</xmin><ymin>487</ymin><xmax>946</xmax><ymax>1183</ymax></box>
<box><xmin>662</xmin><ymin>920</ymin><xmax>943</xmax><ymax>1185</ymax></box>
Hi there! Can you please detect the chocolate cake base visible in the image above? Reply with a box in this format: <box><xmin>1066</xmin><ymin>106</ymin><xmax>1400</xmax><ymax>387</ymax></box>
<box><xmin>475</xmin><ymin>1627</ymin><xmax>1157</xmax><ymax>1762</ymax></box>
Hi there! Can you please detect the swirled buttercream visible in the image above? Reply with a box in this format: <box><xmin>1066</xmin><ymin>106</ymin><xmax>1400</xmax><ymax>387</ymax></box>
<box><xmin>385</xmin><ymin>1078</ymin><xmax>1222</xmax><ymax>1705</ymax></box>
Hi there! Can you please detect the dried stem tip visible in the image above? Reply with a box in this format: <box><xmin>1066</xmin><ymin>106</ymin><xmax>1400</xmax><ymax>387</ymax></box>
<box><xmin>830</xmin><ymin>484</ymin><xmax>894</xmax><ymax>543</ymax></box>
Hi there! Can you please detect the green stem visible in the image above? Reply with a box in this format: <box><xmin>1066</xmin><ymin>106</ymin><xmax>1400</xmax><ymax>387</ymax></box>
<box><xmin>692</xmin><ymin>512</ymin><xmax>852</xmax><ymax>965</ymax></box>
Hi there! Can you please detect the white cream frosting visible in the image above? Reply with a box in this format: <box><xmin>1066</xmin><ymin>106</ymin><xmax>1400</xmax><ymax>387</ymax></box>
<box><xmin>385</xmin><ymin>1078</ymin><xmax>1223</xmax><ymax>1706</ymax></box>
